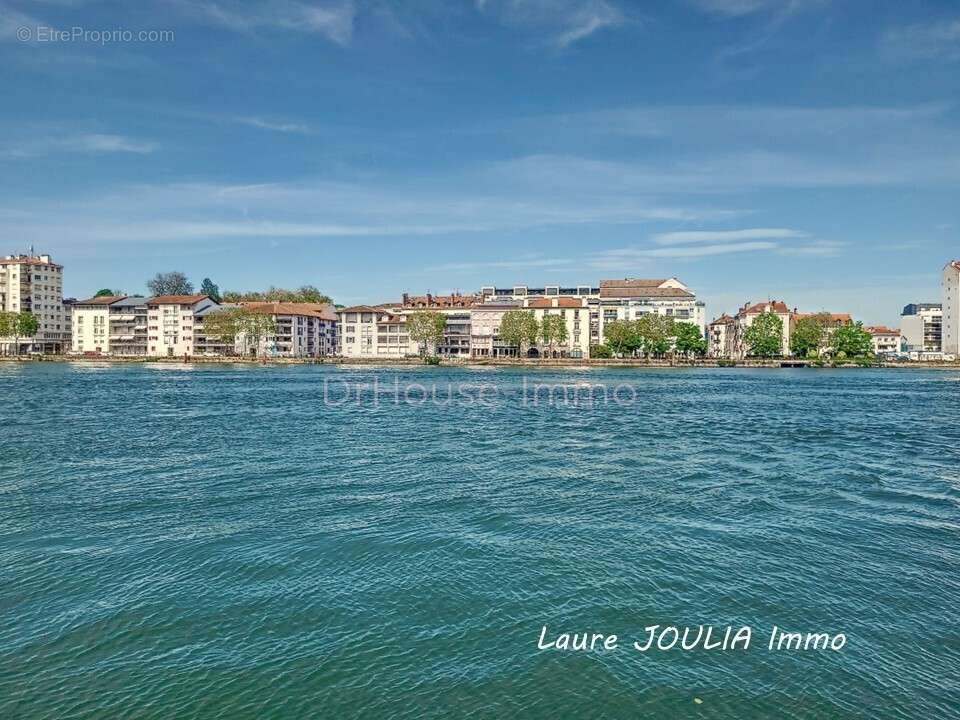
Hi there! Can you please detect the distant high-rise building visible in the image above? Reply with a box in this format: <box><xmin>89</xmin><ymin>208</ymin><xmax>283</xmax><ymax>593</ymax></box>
<box><xmin>0</xmin><ymin>253</ymin><xmax>66</xmax><ymax>353</ymax></box>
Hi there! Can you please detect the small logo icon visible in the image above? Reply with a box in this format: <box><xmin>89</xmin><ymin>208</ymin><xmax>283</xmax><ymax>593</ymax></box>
<box><xmin>17</xmin><ymin>26</ymin><xmax>31</xmax><ymax>42</ymax></box>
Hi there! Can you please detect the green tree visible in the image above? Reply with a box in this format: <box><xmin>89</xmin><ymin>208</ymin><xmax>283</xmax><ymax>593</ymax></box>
<box><xmin>743</xmin><ymin>312</ymin><xmax>784</xmax><ymax>358</ymax></box>
<box><xmin>636</xmin><ymin>314</ymin><xmax>675</xmax><ymax>357</ymax></box>
<box><xmin>831</xmin><ymin>320</ymin><xmax>873</xmax><ymax>358</ymax></box>
<box><xmin>539</xmin><ymin>314</ymin><xmax>568</xmax><ymax>355</ymax></box>
<box><xmin>603</xmin><ymin>319</ymin><xmax>640</xmax><ymax>357</ymax></box>
<box><xmin>790</xmin><ymin>314</ymin><xmax>829</xmax><ymax>357</ymax></box>
<box><xmin>240</xmin><ymin>311</ymin><xmax>278</xmax><ymax>357</ymax></box>
<box><xmin>294</xmin><ymin>285</ymin><xmax>332</xmax><ymax>305</ymax></box>
<box><xmin>590</xmin><ymin>344</ymin><xmax>613</xmax><ymax>359</ymax></box>
<box><xmin>4</xmin><ymin>312</ymin><xmax>40</xmax><ymax>355</ymax></box>
<box><xmin>0</xmin><ymin>311</ymin><xmax>14</xmax><ymax>354</ymax></box>
<box><xmin>199</xmin><ymin>307</ymin><xmax>245</xmax><ymax>353</ymax></box>
<box><xmin>148</xmin><ymin>271</ymin><xmax>193</xmax><ymax>296</ymax></box>
<box><xmin>220</xmin><ymin>286</ymin><xmax>333</xmax><ymax>305</ymax></box>
<box><xmin>674</xmin><ymin>322</ymin><xmax>707</xmax><ymax>357</ymax></box>
<box><xmin>94</xmin><ymin>288</ymin><xmax>119</xmax><ymax>297</ymax></box>
<box><xmin>499</xmin><ymin>310</ymin><xmax>539</xmax><ymax>355</ymax></box>
<box><xmin>407</xmin><ymin>310</ymin><xmax>447</xmax><ymax>357</ymax></box>
<box><xmin>199</xmin><ymin>278</ymin><xmax>222</xmax><ymax>303</ymax></box>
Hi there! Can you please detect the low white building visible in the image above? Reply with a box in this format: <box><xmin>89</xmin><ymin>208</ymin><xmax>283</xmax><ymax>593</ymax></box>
<box><xmin>241</xmin><ymin>302</ymin><xmax>338</xmax><ymax>358</ymax></box>
<box><xmin>147</xmin><ymin>295</ymin><xmax>218</xmax><ymax>357</ymax></box>
<box><xmin>943</xmin><ymin>261</ymin><xmax>960</xmax><ymax>356</ymax></box>
<box><xmin>338</xmin><ymin>305</ymin><xmax>410</xmax><ymax>358</ymax></box>
<box><xmin>71</xmin><ymin>295</ymin><xmax>149</xmax><ymax>356</ymax></box>
<box><xmin>865</xmin><ymin>326</ymin><xmax>901</xmax><ymax>357</ymax></box>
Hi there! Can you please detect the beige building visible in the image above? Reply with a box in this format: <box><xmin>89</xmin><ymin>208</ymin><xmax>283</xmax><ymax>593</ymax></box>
<box><xmin>147</xmin><ymin>295</ymin><xmax>218</xmax><ymax>357</ymax></box>
<box><xmin>943</xmin><ymin>261</ymin><xmax>960</xmax><ymax>356</ymax></box>
<box><xmin>0</xmin><ymin>253</ymin><xmax>67</xmax><ymax>353</ymax></box>
<box><xmin>731</xmin><ymin>301</ymin><xmax>792</xmax><ymax>358</ymax></box>
<box><xmin>597</xmin><ymin>278</ymin><xmax>706</xmax><ymax>346</ymax></box>
<box><xmin>338</xmin><ymin>305</ymin><xmax>410</xmax><ymax>358</ymax></box>
<box><xmin>708</xmin><ymin>314</ymin><xmax>736</xmax><ymax>358</ymax></box>
<box><xmin>71</xmin><ymin>295</ymin><xmax>149</xmax><ymax>355</ymax></box>
<box><xmin>865</xmin><ymin>326</ymin><xmax>901</xmax><ymax>356</ymax></box>
<box><xmin>469</xmin><ymin>302</ymin><xmax>520</xmax><ymax>358</ymax></box>
<box><xmin>524</xmin><ymin>296</ymin><xmax>590</xmax><ymax>358</ymax></box>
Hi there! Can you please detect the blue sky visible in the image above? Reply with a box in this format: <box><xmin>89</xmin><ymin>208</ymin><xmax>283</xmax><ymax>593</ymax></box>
<box><xmin>1</xmin><ymin>0</ymin><xmax>958</xmax><ymax>323</ymax></box>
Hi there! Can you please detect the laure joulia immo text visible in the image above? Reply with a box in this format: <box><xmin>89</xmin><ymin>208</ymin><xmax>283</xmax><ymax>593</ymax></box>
<box><xmin>537</xmin><ymin>625</ymin><xmax>847</xmax><ymax>652</ymax></box>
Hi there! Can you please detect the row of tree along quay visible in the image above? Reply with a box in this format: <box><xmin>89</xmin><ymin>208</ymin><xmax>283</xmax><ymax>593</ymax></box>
<box><xmin>742</xmin><ymin>311</ymin><xmax>876</xmax><ymax>367</ymax></box>
<box><xmin>95</xmin><ymin>271</ymin><xmax>332</xmax><ymax>307</ymax></box>
<box><xmin>0</xmin><ymin>311</ymin><xmax>39</xmax><ymax>355</ymax></box>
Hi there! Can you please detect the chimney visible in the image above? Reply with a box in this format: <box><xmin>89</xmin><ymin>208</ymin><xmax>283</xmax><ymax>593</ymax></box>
<box><xmin>402</xmin><ymin>292</ymin><xmax>409</xmax><ymax>305</ymax></box>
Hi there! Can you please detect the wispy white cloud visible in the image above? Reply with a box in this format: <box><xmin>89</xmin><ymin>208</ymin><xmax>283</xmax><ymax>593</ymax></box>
<box><xmin>233</xmin><ymin>116</ymin><xmax>313</xmax><ymax>134</ymax></box>
<box><xmin>882</xmin><ymin>19</ymin><xmax>960</xmax><ymax>62</ymax></box>
<box><xmin>476</xmin><ymin>0</ymin><xmax>626</xmax><ymax>48</ymax></box>
<box><xmin>168</xmin><ymin>0</ymin><xmax>357</xmax><ymax>45</ymax></box>
<box><xmin>776</xmin><ymin>239</ymin><xmax>845</xmax><ymax>256</ymax></box>
<box><xmin>694</xmin><ymin>0</ymin><xmax>824</xmax><ymax>17</ymax></box>
<box><xmin>2</xmin><ymin>132</ymin><xmax>156</xmax><ymax>157</ymax></box>
<box><xmin>652</xmin><ymin>227</ymin><xmax>805</xmax><ymax>244</ymax></box>
<box><xmin>0</xmin><ymin>176</ymin><xmax>731</xmax><ymax>245</ymax></box>
<box><xmin>70</xmin><ymin>133</ymin><xmax>156</xmax><ymax>154</ymax></box>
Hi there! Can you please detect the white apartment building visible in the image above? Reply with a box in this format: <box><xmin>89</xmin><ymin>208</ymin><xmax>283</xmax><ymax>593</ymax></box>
<box><xmin>71</xmin><ymin>295</ymin><xmax>149</xmax><ymax>355</ymax></box>
<box><xmin>470</xmin><ymin>302</ymin><xmax>520</xmax><ymax>358</ymax></box>
<box><xmin>943</xmin><ymin>261</ymin><xmax>960</xmax><ymax>356</ymax></box>
<box><xmin>481</xmin><ymin>285</ymin><xmax>601</xmax><ymax>346</ymax></box>
<box><xmin>338</xmin><ymin>305</ymin><xmax>410</xmax><ymax>358</ymax></box>
<box><xmin>147</xmin><ymin>295</ymin><xmax>218</xmax><ymax>357</ymax></box>
<box><xmin>597</xmin><ymin>278</ymin><xmax>707</xmax><ymax>344</ymax></box>
<box><xmin>237</xmin><ymin>302</ymin><xmax>338</xmax><ymax>358</ymax></box>
<box><xmin>0</xmin><ymin>253</ymin><xmax>66</xmax><ymax>353</ymax></box>
<box><xmin>865</xmin><ymin>326</ymin><xmax>901</xmax><ymax>357</ymax></box>
<box><xmin>900</xmin><ymin>303</ymin><xmax>942</xmax><ymax>353</ymax></box>
<box><xmin>524</xmin><ymin>296</ymin><xmax>590</xmax><ymax>358</ymax></box>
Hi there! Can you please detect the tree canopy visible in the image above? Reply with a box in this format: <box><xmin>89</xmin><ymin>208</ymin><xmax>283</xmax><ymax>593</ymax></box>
<box><xmin>790</xmin><ymin>314</ymin><xmax>830</xmax><ymax>357</ymax></box>
<box><xmin>94</xmin><ymin>288</ymin><xmax>119</xmax><ymax>297</ymax></box>
<box><xmin>199</xmin><ymin>278</ymin><xmax>222</xmax><ymax>303</ymax></box>
<box><xmin>831</xmin><ymin>321</ymin><xmax>874</xmax><ymax>358</ymax></box>
<box><xmin>221</xmin><ymin>285</ymin><xmax>332</xmax><ymax>305</ymax></box>
<box><xmin>147</xmin><ymin>271</ymin><xmax>194</xmax><ymax>296</ymax></box>
<box><xmin>201</xmin><ymin>307</ymin><xmax>277</xmax><ymax>356</ymax></box>
<box><xmin>744</xmin><ymin>312</ymin><xmax>784</xmax><ymax>358</ymax></box>
<box><xmin>406</xmin><ymin>311</ymin><xmax>447</xmax><ymax>356</ymax></box>
<box><xmin>674</xmin><ymin>322</ymin><xmax>707</xmax><ymax>357</ymax></box>
<box><xmin>499</xmin><ymin>310</ymin><xmax>539</xmax><ymax>352</ymax></box>
<box><xmin>539</xmin><ymin>314</ymin><xmax>568</xmax><ymax>349</ymax></box>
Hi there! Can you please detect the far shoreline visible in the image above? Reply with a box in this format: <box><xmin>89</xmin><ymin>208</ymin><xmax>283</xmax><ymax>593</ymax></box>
<box><xmin>2</xmin><ymin>355</ymin><xmax>959</xmax><ymax>371</ymax></box>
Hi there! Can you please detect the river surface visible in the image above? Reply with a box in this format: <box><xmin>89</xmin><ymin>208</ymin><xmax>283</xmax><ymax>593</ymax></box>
<box><xmin>2</xmin><ymin>363</ymin><xmax>959</xmax><ymax>719</ymax></box>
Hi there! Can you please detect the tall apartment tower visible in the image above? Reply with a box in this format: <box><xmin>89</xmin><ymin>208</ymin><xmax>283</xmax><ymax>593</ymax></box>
<box><xmin>0</xmin><ymin>253</ymin><xmax>66</xmax><ymax>353</ymax></box>
<box><xmin>943</xmin><ymin>260</ymin><xmax>960</xmax><ymax>356</ymax></box>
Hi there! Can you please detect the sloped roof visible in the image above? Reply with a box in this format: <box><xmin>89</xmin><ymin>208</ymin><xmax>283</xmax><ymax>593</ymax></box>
<box><xmin>525</xmin><ymin>297</ymin><xmax>585</xmax><ymax>309</ymax></box>
<box><xmin>243</xmin><ymin>302</ymin><xmax>337</xmax><ymax>321</ymax></box>
<box><xmin>75</xmin><ymin>295</ymin><xmax>126</xmax><ymax>306</ymax></box>
<box><xmin>740</xmin><ymin>301</ymin><xmax>790</xmax><ymax>315</ymax></box>
<box><xmin>147</xmin><ymin>294</ymin><xmax>210</xmax><ymax>305</ymax></box>
<box><xmin>600</xmin><ymin>279</ymin><xmax>692</xmax><ymax>299</ymax></box>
